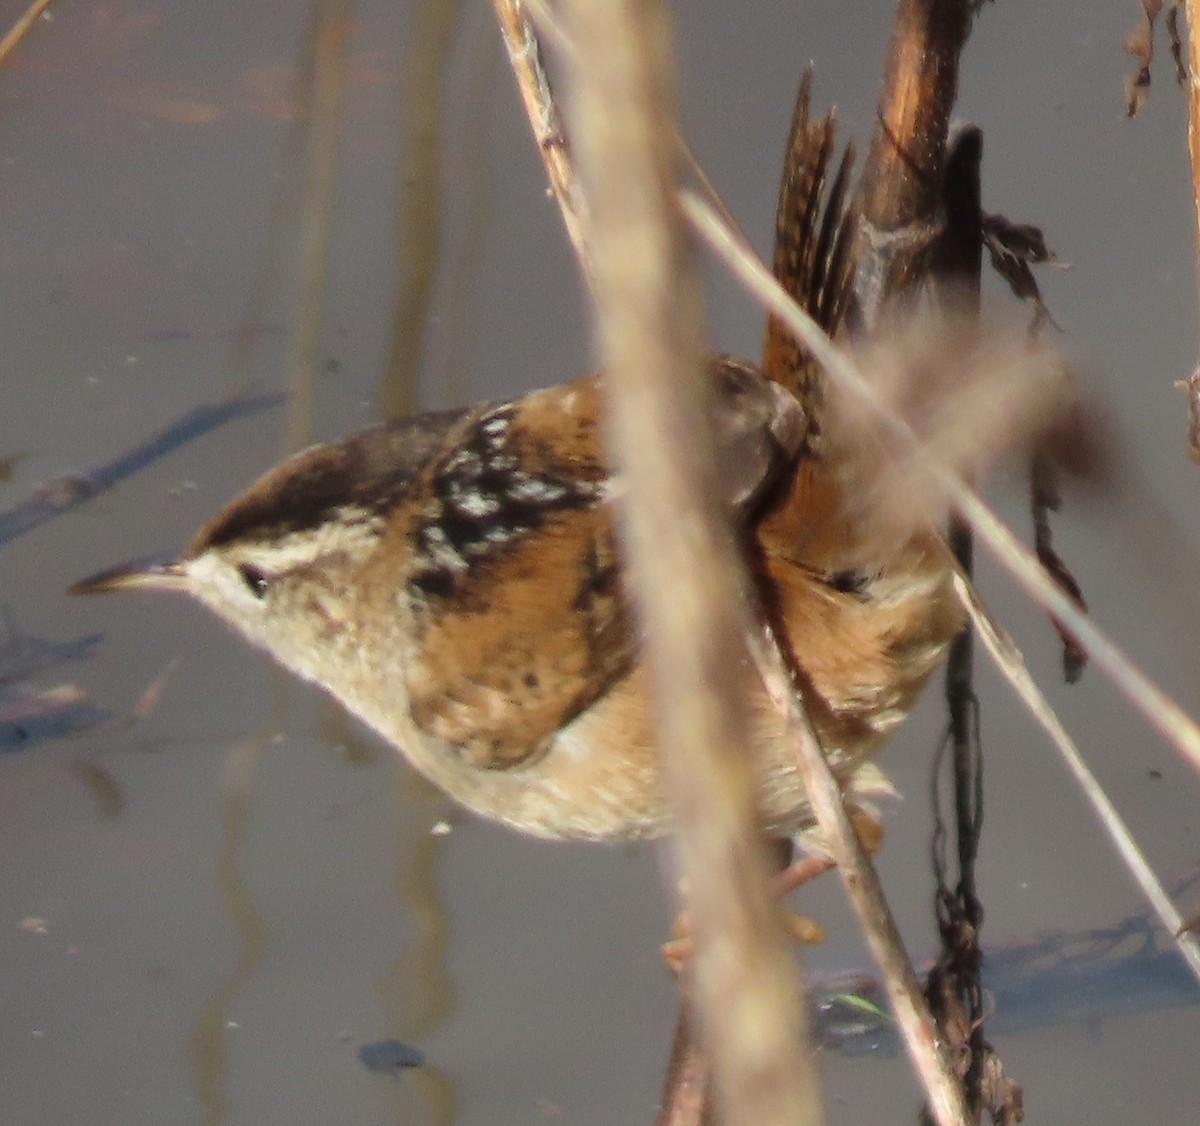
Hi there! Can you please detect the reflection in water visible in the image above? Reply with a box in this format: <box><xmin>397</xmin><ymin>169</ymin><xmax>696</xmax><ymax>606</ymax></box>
<box><xmin>427</xmin><ymin>14</ymin><xmax>498</xmax><ymax>410</ymax></box>
<box><xmin>188</xmin><ymin>675</ymin><xmax>291</xmax><ymax>1125</ymax></box>
<box><xmin>0</xmin><ymin>609</ymin><xmax>102</xmax><ymax>679</ymax></box>
<box><xmin>284</xmin><ymin>0</ymin><xmax>353</xmax><ymax>455</ymax></box>
<box><xmin>379</xmin><ymin>770</ymin><xmax>457</xmax><ymax>1126</ymax></box>
<box><xmin>68</xmin><ymin>758</ymin><xmax>125</xmax><ymax>819</ymax></box>
<box><xmin>317</xmin><ymin>695</ymin><xmax>377</xmax><ymax>767</ymax></box>
<box><xmin>813</xmin><ymin>899</ymin><xmax>1200</xmax><ymax>1058</ymax></box>
<box><xmin>0</xmin><ymin>611</ymin><xmax>109</xmax><ymax>752</ymax></box>
<box><xmin>379</xmin><ymin>0</ymin><xmax>469</xmax><ymax>420</ymax></box>
<box><xmin>184</xmin><ymin>681</ymin><xmax>459</xmax><ymax>1123</ymax></box>
<box><xmin>320</xmin><ymin>700</ymin><xmax>457</xmax><ymax>1123</ymax></box>
<box><xmin>189</xmin><ymin>734</ymin><xmax>268</xmax><ymax>1125</ymax></box>
<box><xmin>186</xmin><ymin>4</ymin><xmax>471</xmax><ymax>1112</ymax></box>
<box><xmin>0</xmin><ymin>393</ymin><xmax>280</xmax><ymax>549</ymax></box>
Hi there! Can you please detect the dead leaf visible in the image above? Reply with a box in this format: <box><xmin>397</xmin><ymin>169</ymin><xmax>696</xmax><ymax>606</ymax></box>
<box><xmin>981</xmin><ymin>213</ymin><xmax>1059</xmax><ymax>328</ymax></box>
<box><xmin>1124</xmin><ymin>0</ymin><xmax>1185</xmax><ymax>117</ymax></box>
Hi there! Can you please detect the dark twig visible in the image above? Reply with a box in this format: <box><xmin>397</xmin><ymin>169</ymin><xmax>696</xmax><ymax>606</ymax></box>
<box><xmin>1030</xmin><ymin>454</ymin><xmax>1088</xmax><ymax>682</ymax></box>
<box><xmin>926</xmin><ymin>130</ymin><xmax>1023</xmax><ymax>1125</ymax></box>
<box><xmin>857</xmin><ymin>10</ymin><xmax>979</xmax><ymax>1116</ymax></box>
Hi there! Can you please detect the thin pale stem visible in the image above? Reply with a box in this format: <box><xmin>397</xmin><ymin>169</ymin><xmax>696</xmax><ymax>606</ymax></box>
<box><xmin>746</xmin><ymin>624</ymin><xmax>971</xmax><ymax>1126</ymax></box>
<box><xmin>957</xmin><ymin>574</ymin><xmax>1200</xmax><ymax>985</ymax></box>
<box><xmin>490</xmin><ymin>0</ymin><xmax>593</xmax><ymax>283</ymax></box>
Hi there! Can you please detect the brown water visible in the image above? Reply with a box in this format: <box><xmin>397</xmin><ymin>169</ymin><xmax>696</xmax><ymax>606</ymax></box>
<box><xmin>2</xmin><ymin>1</ymin><xmax>1200</xmax><ymax>1123</ymax></box>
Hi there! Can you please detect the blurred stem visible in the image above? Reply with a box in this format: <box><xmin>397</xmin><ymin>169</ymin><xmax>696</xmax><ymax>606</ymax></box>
<box><xmin>560</xmin><ymin>1</ymin><xmax>824</xmax><ymax>1124</ymax></box>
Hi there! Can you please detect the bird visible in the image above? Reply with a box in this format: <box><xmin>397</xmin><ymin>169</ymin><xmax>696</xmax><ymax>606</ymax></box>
<box><xmin>72</xmin><ymin>78</ymin><xmax>968</xmax><ymax>844</ymax></box>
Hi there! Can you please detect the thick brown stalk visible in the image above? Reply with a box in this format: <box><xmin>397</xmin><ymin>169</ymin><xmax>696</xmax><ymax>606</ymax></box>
<box><xmin>855</xmin><ymin>0</ymin><xmax>973</xmax><ymax>314</ymax></box>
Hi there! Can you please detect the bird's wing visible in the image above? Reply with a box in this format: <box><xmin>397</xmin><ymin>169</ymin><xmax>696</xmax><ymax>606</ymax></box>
<box><xmin>401</xmin><ymin>360</ymin><xmax>804</xmax><ymax>771</ymax></box>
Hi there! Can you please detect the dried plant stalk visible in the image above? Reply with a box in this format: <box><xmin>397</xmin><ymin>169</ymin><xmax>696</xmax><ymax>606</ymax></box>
<box><xmin>0</xmin><ymin>0</ymin><xmax>56</xmax><ymax>65</ymax></box>
<box><xmin>956</xmin><ymin>574</ymin><xmax>1200</xmax><ymax>984</ymax></box>
<box><xmin>744</xmin><ymin>621</ymin><xmax>971</xmax><ymax>1126</ymax></box>
<box><xmin>855</xmin><ymin>0</ymin><xmax>973</xmax><ymax>314</ymax></box>
<box><xmin>1186</xmin><ymin>3</ymin><xmax>1200</xmax><ymax>294</ymax></box>
<box><xmin>1183</xmin><ymin>1</ymin><xmax>1200</xmax><ymax>460</ymax></box>
<box><xmin>491</xmin><ymin>0</ymin><xmax>593</xmax><ymax>281</ymax></box>
<box><xmin>559</xmin><ymin>2</ymin><xmax>824</xmax><ymax>1124</ymax></box>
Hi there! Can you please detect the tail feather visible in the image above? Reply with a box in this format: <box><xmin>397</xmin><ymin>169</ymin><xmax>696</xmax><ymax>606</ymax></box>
<box><xmin>763</xmin><ymin>70</ymin><xmax>859</xmax><ymax>444</ymax></box>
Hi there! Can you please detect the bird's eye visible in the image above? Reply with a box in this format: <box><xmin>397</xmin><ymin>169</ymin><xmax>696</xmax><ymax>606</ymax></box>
<box><xmin>827</xmin><ymin>569</ymin><xmax>867</xmax><ymax>596</ymax></box>
<box><xmin>237</xmin><ymin>563</ymin><xmax>271</xmax><ymax>598</ymax></box>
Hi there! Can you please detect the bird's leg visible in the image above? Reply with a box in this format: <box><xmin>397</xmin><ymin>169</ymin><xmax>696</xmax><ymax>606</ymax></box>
<box><xmin>661</xmin><ymin>806</ymin><xmax>887</xmax><ymax>971</ymax></box>
<box><xmin>661</xmin><ymin>840</ymin><xmax>833</xmax><ymax>973</ymax></box>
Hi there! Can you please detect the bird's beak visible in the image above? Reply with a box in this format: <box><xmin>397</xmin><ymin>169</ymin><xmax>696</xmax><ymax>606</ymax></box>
<box><xmin>69</xmin><ymin>557</ymin><xmax>189</xmax><ymax>596</ymax></box>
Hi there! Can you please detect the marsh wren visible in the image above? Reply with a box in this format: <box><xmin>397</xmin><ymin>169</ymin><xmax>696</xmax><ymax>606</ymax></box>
<box><xmin>73</xmin><ymin>83</ymin><xmax>974</xmax><ymax>842</ymax></box>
